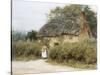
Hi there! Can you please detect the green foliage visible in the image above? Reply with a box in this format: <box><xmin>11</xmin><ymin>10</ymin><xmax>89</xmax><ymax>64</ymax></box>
<box><xmin>84</xmin><ymin>6</ymin><xmax>96</xmax><ymax>29</ymax></box>
<box><xmin>48</xmin><ymin>40</ymin><xmax>97</xmax><ymax>64</ymax></box>
<box><xmin>84</xmin><ymin>6</ymin><xmax>97</xmax><ymax>38</ymax></box>
<box><xmin>12</xmin><ymin>41</ymin><xmax>42</xmax><ymax>60</ymax></box>
<box><xmin>48</xmin><ymin>46</ymin><xmax>62</xmax><ymax>60</ymax></box>
<box><xmin>26</xmin><ymin>30</ymin><xmax>37</xmax><ymax>41</ymax></box>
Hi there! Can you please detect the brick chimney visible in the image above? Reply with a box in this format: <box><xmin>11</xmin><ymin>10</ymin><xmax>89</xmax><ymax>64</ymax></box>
<box><xmin>79</xmin><ymin>11</ymin><xmax>92</xmax><ymax>38</ymax></box>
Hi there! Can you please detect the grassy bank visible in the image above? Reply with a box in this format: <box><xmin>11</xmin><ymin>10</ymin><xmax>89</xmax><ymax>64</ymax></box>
<box><xmin>47</xmin><ymin>59</ymin><xmax>96</xmax><ymax>69</ymax></box>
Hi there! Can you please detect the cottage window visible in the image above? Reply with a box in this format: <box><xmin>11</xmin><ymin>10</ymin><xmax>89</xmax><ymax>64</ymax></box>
<box><xmin>54</xmin><ymin>42</ymin><xmax>59</xmax><ymax>46</ymax></box>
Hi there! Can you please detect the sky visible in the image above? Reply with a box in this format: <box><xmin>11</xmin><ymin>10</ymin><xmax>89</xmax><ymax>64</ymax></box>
<box><xmin>12</xmin><ymin>0</ymin><xmax>97</xmax><ymax>32</ymax></box>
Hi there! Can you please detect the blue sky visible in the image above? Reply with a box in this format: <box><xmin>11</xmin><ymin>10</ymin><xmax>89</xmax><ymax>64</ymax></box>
<box><xmin>12</xmin><ymin>0</ymin><xmax>96</xmax><ymax>32</ymax></box>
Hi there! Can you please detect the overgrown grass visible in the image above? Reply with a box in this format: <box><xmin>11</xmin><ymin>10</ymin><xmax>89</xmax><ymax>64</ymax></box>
<box><xmin>48</xmin><ymin>39</ymin><xmax>97</xmax><ymax>69</ymax></box>
<box><xmin>12</xmin><ymin>40</ymin><xmax>42</xmax><ymax>60</ymax></box>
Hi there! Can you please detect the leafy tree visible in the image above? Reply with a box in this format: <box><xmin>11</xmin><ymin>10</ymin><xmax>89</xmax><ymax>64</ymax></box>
<box><xmin>48</xmin><ymin>5</ymin><xmax>82</xmax><ymax>21</ymax></box>
<box><xmin>84</xmin><ymin>6</ymin><xmax>97</xmax><ymax>38</ymax></box>
<box><xmin>26</xmin><ymin>30</ymin><xmax>37</xmax><ymax>41</ymax></box>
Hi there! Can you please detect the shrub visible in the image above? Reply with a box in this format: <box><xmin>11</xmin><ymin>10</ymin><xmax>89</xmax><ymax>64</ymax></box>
<box><xmin>48</xmin><ymin>46</ymin><xmax>60</xmax><ymax>60</ymax></box>
<box><xmin>84</xmin><ymin>44</ymin><xmax>97</xmax><ymax>64</ymax></box>
<box><xmin>12</xmin><ymin>41</ymin><xmax>42</xmax><ymax>60</ymax></box>
<box><xmin>48</xmin><ymin>40</ymin><xmax>97</xmax><ymax>64</ymax></box>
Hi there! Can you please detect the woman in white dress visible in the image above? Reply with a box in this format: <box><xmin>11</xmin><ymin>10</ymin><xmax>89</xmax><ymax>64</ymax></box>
<box><xmin>41</xmin><ymin>46</ymin><xmax>48</xmax><ymax>59</ymax></box>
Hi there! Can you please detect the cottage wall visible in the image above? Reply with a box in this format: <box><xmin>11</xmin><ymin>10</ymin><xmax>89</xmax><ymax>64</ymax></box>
<box><xmin>63</xmin><ymin>35</ymin><xmax>79</xmax><ymax>43</ymax></box>
<box><xmin>47</xmin><ymin>37</ymin><xmax>59</xmax><ymax>47</ymax></box>
<box><xmin>41</xmin><ymin>35</ymin><xmax>79</xmax><ymax>48</ymax></box>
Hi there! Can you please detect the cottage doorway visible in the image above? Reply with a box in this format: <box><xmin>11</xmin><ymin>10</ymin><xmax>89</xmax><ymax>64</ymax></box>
<box><xmin>41</xmin><ymin>46</ymin><xmax>48</xmax><ymax>59</ymax></box>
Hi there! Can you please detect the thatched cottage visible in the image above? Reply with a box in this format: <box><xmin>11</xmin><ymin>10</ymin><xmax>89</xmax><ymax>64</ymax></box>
<box><xmin>37</xmin><ymin>11</ymin><xmax>92</xmax><ymax>48</ymax></box>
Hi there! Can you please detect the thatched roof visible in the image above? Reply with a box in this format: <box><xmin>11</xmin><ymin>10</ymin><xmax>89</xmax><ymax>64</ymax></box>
<box><xmin>37</xmin><ymin>13</ymin><xmax>82</xmax><ymax>37</ymax></box>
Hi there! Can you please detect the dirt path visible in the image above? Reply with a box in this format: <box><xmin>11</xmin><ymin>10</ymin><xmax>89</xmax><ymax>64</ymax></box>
<box><xmin>12</xmin><ymin>59</ymin><xmax>86</xmax><ymax>75</ymax></box>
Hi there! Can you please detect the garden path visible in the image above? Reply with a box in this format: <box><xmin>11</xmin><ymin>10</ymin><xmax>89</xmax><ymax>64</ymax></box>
<box><xmin>12</xmin><ymin>59</ymin><xmax>86</xmax><ymax>75</ymax></box>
